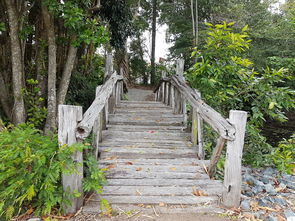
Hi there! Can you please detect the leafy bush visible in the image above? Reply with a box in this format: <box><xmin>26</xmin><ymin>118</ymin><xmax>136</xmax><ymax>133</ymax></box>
<box><xmin>0</xmin><ymin>124</ymin><xmax>105</xmax><ymax>220</ymax></box>
<box><xmin>270</xmin><ymin>133</ymin><xmax>295</xmax><ymax>174</ymax></box>
<box><xmin>188</xmin><ymin>22</ymin><xmax>295</xmax><ymax>168</ymax></box>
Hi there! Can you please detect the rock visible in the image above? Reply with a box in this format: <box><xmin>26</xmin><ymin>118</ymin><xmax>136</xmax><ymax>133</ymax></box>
<box><xmin>253</xmin><ymin>211</ymin><xmax>264</xmax><ymax>219</ymax></box>
<box><xmin>284</xmin><ymin>210</ymin><xmax>295</xmax><ymax>221</ymax></box>
<box><xmin>243</xmin><ymin>174</ymin><xmax>256</xmax><ymax>185</ymax></box>
<box><xmin>258</xmin><ymin>198</ymin><xmax>269</xmax><ymax>207</ymax></box>
<box><xmin>265</xmin><ymin>183</ymin><xmax>276</xmax><ymax>195</ymax></box>
<box><xmin>279</xmin><ymin>183</ymin><xmax>287</xmax><ymax>189</ymax></box>
<box><xmin>274</xmin><ymin>197</ymin><xmax>288</xmax><ymax>207</ymax></box>
<box><xmin>240</xmin><ymin>200</ymin><xmax>251</xmax><ymax>211</ymax></box>
<box><xmin>264</xmin><ymin>196</ymin><xmax>276</xmax><ymax>204</ymax></box>
<box><xmin>253</xmin><ymin>185</ymin><xmax>264</xmax><ymax>194</ymax></box>
<box><xmin>265</xmin><ymin>215</ymin><xmax>278</xmax><ymax>221</ymax></box>
<box><xmin>244</xmin><ymin>191</ymin><xmax>254</xmax><ymax>197</ymax></box>
<box><xmin>263</xmin><ymin>167</ymin><xmax>275</xmax><ymax>176</ymax></box>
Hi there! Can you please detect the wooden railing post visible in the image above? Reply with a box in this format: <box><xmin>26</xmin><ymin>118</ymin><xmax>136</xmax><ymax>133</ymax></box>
<box><xmin>222</xmin><ymin>110</ymin><xmax>247</xmax><ymax>208</ymax></box>
<box><xmin>93</xmin><ymin>86</ymin><xmax>103</xmax><ymax>159</ymax></box>
<box><xmin>170</xmin><ymin>85</ymin><xmax>175</xmax><ymax>108</ymax></box>
<box><xmin>176</xmin><ymin>59</ymin><xmax>187</xmax><ymax>127</ymax></box>
<box><xmin>165</xmin><ymin>82</ymin><xmax>169</xmax><ymax>105</ymax></box>
<box><xmin>58</xmin><ymin>105</ymin><xmax>83</xmax><ymax>214</ymax></box>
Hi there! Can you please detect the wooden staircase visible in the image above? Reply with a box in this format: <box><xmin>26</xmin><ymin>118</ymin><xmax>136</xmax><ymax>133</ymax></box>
<box><xmin>83</xmin><ymin>100</ymin><xmax>224</xmax><ymax>214</ymax></box>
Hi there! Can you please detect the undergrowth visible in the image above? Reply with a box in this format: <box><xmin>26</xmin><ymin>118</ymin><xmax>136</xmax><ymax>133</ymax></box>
<box><xmin>0</xmin><ymin>124</ymin><xmax>106</xmax><ymax>220</ymax></box>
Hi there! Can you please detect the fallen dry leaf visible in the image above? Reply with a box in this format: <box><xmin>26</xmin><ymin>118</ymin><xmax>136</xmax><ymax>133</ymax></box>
<box><xmin>159</xmin><ymin>202</ymin><xmax>165</xmax><ymax>207</ymax></box>
<box><xmin>126</xmin><ymin>161</ymin><xmax>133</xmax><ymax>165</ymax></box>
<box><xmin>192</xmin><ymin>187</ymin><xmax>208</xmax><ymax>196</ymax></box>
<box><xmin>136</xmin><ymin>167</ymin><xmax>142</xmax><ymax>171</ymax></box>
<box><xmin>106</xmin><ymin>164</ymin><xmax>116</xmax><ymax>169</ymax></box>
<box><xmin>148</xmin><ymin>130</ymin><xmax>156</xmax><ymax>133</ymax></box>
<box><xmin>170</xmin><ymin>167</ymin><xmax>177</xmax><ymax>171</ymax></box>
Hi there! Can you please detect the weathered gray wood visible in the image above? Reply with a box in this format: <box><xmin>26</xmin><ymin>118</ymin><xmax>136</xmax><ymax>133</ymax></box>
<box><xmin>99</xmin><ymin>147</ymin><xmax>196</xmax><ymax>155</ymax></box>
<box><xmin>171</xmin><ymin>75</ymin><xmax>235</xmax><ymax>140</ymax></box>
<box><xmin>106</xmin><ymin>124</ymin><xmax>184</xmax><ymax>132</ymax></box>
<box><xmin>176</xmin><ymin>58</ymin><xmax>185</xmax><ymax>78</ymax></box>
<box><xmin>105</xmin><ymin>178</ymin><xmax>220</xmax><ymax>187</ymax></box>
<box><xmin>170</xmin><ymin>85</ymin><xmax>175</xmax><ymax>109</ymax></box>
<box><xmin>161</xmin><ymin>82</ymin><xmax>165</xmax><ymax>103</ymax></box>
<box><xmin>182</xmin><ymin>98</ymin><xmax>187</xmax><ymax>127</ymax></box>
<box><xmin>76</xmin><ymin>72</ymin><xmax>122</xmax><ymax>140</ymax></box>
<box><xmin>108</xmin><ymin>86</ymin><xmax>116</xmax><ymax>114</ymax></box>
<box><xmin>101</xmin><ymin>186</ymin><xmax>222</xmax><ymax>196</ymax></box>
<box><xmin>165</xmin><ymin>82</ymin><xmax>170</xmax><ymax>105</ymax></box>
<box><xmin>105</xmin><ymin>170</ymin><xmax>208</xmax><ymax>179</ymax></box>
<box><xmin>58</xmin><ymin>105</ymin><xmax>83</xmax><ymax>214</ymax></box>
<box><xmin>191</xmin><ymin>107</ymin><xmax>198</xmax><ymax>146</ymax></box>
<box><xmin>196</xmin><ymin>91</ymin><xmax>204</xmax><ymax>159</ymax></box>
<box><xmin>90</xmin><ymin>195</ymin><xmax>218</xmax><ymax>205</ymax></box>
<box><xmin>99</xmin><ymin>158</ymin><xmax>210</xmax><ymax>166</ymax></box>
<box><xmin>92</xmin><ymin>86</ymin><xmax>103</xmax><ymax>159</ymax></box>
<box><xmin>117</xmin><ymin>102</ymin><xmax>167</xmax><ymax>108</ymax></box>
<box><xmin>222</xmin><ymin>110</ymin><xmax>247</xmax><ymax>208</ymax></box>
<box><xmin>105</xmin><ymin>53</ymin><xmax>113</xmax><ymax>81</ymax></box>
<box><xmin>208</xmin><ymin>137</ymin><xmax>226</xmax><ymax>177</ymax></box>
<box><xmin>100</xmin><ymin>152</ymin><xmax>197</xmax><ymax>160</ymax></box>
<box><xmin>99</xmin><ymin>165</ymin><xmax>203</xmax><ymax>173</ymax></box>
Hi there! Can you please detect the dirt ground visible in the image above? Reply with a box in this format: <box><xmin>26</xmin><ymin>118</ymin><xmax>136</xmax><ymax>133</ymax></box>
<box><xmin>71</xmin><ymin>212</ymin><xmax>238</xmax><ymax>221</ymax></box>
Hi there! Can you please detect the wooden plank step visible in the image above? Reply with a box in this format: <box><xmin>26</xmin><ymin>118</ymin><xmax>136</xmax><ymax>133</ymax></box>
<box><xmin>83</xmin><ymin>203</ymin><xmax>225</xmax><ymax>214</ymax></box>
<box><xmin>104</xmin><ymin>170</ymin><xmax>208</xmax><ymax>180</ymax></box>
<box><xmin>101</xmin><ymin>186</ymin><xmax>222</xmax><ymax>196</ymax></box>
<box><xmin>120</xmin><ymin>101</ymin><xmax>163</xmax><ymax>104</ymax></box>
<box><xmin>100</xmin><ymin>152</ymin><xmax>198</xmax><ymax>159</ymax></box>
<box><xmin>115</xmin><ymin>108</ymin><xmax>173</xmax><ymax>113</ymax></box>
<box><xmin>117</xmin><ymin>103</ymin><xmax>169</xmax><ymax>108</ymax></box>
<box><xmin>99</xmin><ymin>147</ymin><xmax>196</xmax><ymax>155</ymax></box>
<box><xmin>102</xmin><ymin>131</ymin><xmax>190</xmax><ymax>141</ymax></box>
<box><xmin>99</xmin><ymin>158</ymin><xmax>209</xmax><ymax>166</ymax></box>
<box><xmin>99</xmin><ymin>165</ymin><xmax>203</xmax><ymax>173</ymax></box>
<box><xmin>109</xmin><ymin>113</ymin><xmax>184</xmax><ymax>118</ymax></box>
<box><xmin>106</xmin><ymin>124</ymin><xmax>185</xmax><ymax>132</ymax></box>
<box><xmin>108</xmin><ymin>116</ymin><xmax>183</xmax><ymax>126</ymax></box>
<box><xmin>89</xmin><ymin>195</ymin><xmax>218</xmax><ymax>205</ymax></box>
<box><xmin>106</xmin><ymin>178</ymin><xmax>221</xmax><ymax>187</ymax></box>
<box><xmin>101</xmin><ymin>138</ymin><xmax>191</xmax><ymax>145</ymax></box>
<box><xmin>98</xmin><ymin>142</ymin><xmax>194</xmax><ymax>149</ymax></box>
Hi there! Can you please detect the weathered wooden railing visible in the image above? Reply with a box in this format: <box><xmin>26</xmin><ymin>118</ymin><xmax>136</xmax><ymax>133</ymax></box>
<box><xmin>58</xmin><ymin>54</ymin><xmax>126</xmax><ymax>213</ymax></box>
<box><xmin>154</xmin><ymin>59</ymin><xmax>247</xmax><ymax>208</ymax></box>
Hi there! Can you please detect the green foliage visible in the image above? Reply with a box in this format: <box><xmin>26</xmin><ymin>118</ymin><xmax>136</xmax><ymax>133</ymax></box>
<box><xmin>0</xmin><ymin>125</ymin><xmax>106</xmax><ymax>220</ymax></box>
<box><xmin>0</xmin><ymin>22</ymin><xmax>6</xmax><ymax>32</ymax></box>
<box><xmin>67</xmin><ymin>54</ymin><xmax>104</xmax><ymax>109</ymax></box>
<box><xmin>23</xmin><ymin>79</ymin><xmax>47</xmax><ymax>128</ymax></box>
<box><xmin>188</xmin><ymin>22</ymin><xmax>295</xmax><ymax>168</ymax></box>
<box><xmin>83</xmin><ymin>153</ymin><xmax>107</xmax><ymax>194</ymax></box>
<box><xmin>270</xmin><ymin>133</ymin><xmax>295</xmax><ymax>174</ymax></box>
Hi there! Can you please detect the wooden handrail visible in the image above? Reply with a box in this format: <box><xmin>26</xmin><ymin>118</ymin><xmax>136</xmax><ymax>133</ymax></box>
<box><xmin>76</xmin><ymin>71</ymin><xmax>123</xmax><ymax>140</ymax></box>
<box><xmin>154</xmin><ymin>75</ymin><xmax>235</xmax><ymax>140</ymax></box>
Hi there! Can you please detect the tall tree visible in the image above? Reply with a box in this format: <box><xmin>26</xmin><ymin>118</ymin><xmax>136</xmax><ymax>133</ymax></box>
<box><xmin>4</xmin><ymin>0</ymin><xmax>26</xmax><ymax>124</ymax></box>
<box><xmin>150</xmin><ymin>0</ymin><xmax>157</xmax><ymax>85</ymax></box>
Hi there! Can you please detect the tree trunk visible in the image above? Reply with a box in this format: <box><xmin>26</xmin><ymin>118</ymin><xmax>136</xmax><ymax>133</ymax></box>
<box><xmin>5</xmin><ymin>0</ymin><xmax>26</xmax><ymax>124</ymax></box>
<box><xmin>0</xmin><ymin>72</ymin><xmax>12</xmax><ymax>120</ymax></box>
<box><xmin>42</xmin><ymin>4</ymin><xmax>57</xmax><ymax>134</ymax></box>
<box><xmin>57</xmin><ymin>39</ymin><xmax>78</xmax><ymax>106</ymax></box>
<box><xmin>195</xmin><ymin>0</ymin><xmax>198</xmax><ymax>46</ymax></box>
<box><xmin>190</xmin><ymin>0</ymin><xmax>196</xmax><ymax>45</ymax></box>
<box><xmin>150</xmin><ymin>0</ymin><xmax>157</xmax><ymax>85</ymax></box>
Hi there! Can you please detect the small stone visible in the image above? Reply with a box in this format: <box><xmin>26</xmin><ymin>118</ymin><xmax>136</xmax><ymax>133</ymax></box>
<box><xmin>265</xmin><ymin>183</ymin><xmax>276</xmax><ymax>195</ymax></box>
<box><xmin>284</xmin><ymin>210</ymin><xmax>295</xmax><ymax>220</ymax></box>
<box><xmin>253</xmin><ymin>211</ymin><xmax>264</xmax><ymax>219</ymax></box>
<box><xmin>258</xmin><ymin>198</ymin><xmax>269</xmax><ymax>207</ymax></box>
<box><xmin>253</xmin><ymin>185</ymin><xmax>264</xmax><ymax>194</ymax></box>
<box><xmin>28</xmin><ymin>218</ymin><xmax>41</xmax><ymax>221</ymax></box>
<box><xmin>279</xmin><ymin>183</ymin><xmax>287</xmax><ymax>189</ymax></box>
<box><xmin>263</xmin><ymin>167</ymin><xmax>275</xmax><ymax>176</ymax></box>
<box><xmin>244</xmin><ymin>191</ymin><xmax>254</xmax><ymax>197</ymax></box>
<box><xmin>243</xmin><ymin>174</ymin><xmax>256</xmax><ymax>185</ymax></box>
<box><xmin>274</xmin><ymin>197</ymin><xmax>288</xmax><ymax>207</ymax></box>
<box><xmin>265</xmin><ymin>215</ymin><xmax>278</xmax><ymax>221</ymax></box>
<box><xmin>240</xmin><ymin>200</ymin><xmax>251</xmax><ymax>211</ymax></box>
<box><xmin>264</xmin><ymin>196</ymin><xmax>276</xmax><ymax>204</ymax></box>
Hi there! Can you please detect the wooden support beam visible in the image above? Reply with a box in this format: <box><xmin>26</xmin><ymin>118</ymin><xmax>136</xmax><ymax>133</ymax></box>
<box><xmin>76</xmin><ymin>72</ymin><xmax>122</xmax><ymax>140</ymax></box>
<box><xmin>93</xmin><ymin>86</ymin><xmax>103</xmax><ymax>159</ymax></box>
<box><xmin>165</xmin><ymin>82</ymin><xmax>170</xmax><ymax>105</ymax></box>
<box><xmin>170</xmin><ymin>85</ymin><xmax>175</xmax><ymax>109</ymax></box>
<box><xmin>105</xmin><ymin>53</ymin><xmax>113</xmax><ymax>82</ymax></box>
<box><xmin>208</xmin><ymin>137</ymin><xmax>226</xmax><ymax>177</ymax></box>
<box><xmin>195</xmin><ymin>91</ymin><xmax>204</xmax><ymax>159</ymax></box>
<box><xmin>171</xmin><ymin>75</ymin><xmax>235</xmax><ymax>140</ymax></box>
<box><xmin>58</xmin><ymin>105</ymin><xmax>83</xmax><ymax>214</ymax></box>
<box><xmin>161</xmin><ymin>82</ymin><xmax>165</xmax><ymax>103</ymax></box>
<box><xmin>222</xmin><ymin>110</ymin><xmax>247</xmax><ymax>208</ymax></box>
<box><xmin>176</xmin><ymin>58</ymin><xmax>185</xmax><ymax>78</ymax></box>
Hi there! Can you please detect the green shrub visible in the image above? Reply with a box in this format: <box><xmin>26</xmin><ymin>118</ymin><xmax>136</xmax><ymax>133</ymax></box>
<box><xmin>270</xmin><ymin>133</ymin><xmax>295</xmax><ymax>174</ymax></box>
<box><xmin>188</xmin><ymin>22</ymin><xmax>295</xmax><ymax>168</ymax></box>
<box><xmin>0</xmin><ymin>124</ymin><xmax>105</xmax><ymax>220</ymax></box>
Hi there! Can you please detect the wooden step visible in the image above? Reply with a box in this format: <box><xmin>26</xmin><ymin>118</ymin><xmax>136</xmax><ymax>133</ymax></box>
<box><xmin>106</xmin><ymin>124</ymin><xmax>185</xmax><ymax>132</ymax></box>
<box><xmin>117</xmin><ymin>102</ymin><xmax>169</xmax><ymax>108</ymax></box>
<box><xmin>108</xmin><ymin>117</ymin><xmax>183</xmax><ymax>126</ymax></box>
<box><xmin>101</xmin><ymin>185</ymin><xmax>222</xmax><ymax>196</ymax></box>
<box><xmin>100</xmin><ymin>151</ymin><xmax>198</xmax><ymax>159</ymax></box>
<box><xmin>102</xmin><ymin>131</ymin><xmax>190</xmax><ymax>141</ymax></box>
